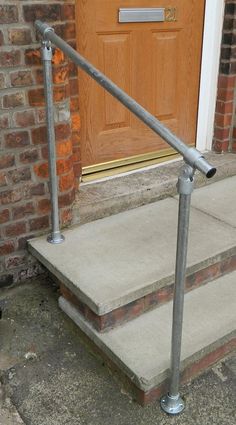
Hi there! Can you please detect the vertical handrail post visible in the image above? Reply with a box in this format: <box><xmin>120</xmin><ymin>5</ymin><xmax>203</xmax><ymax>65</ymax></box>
<box><xmin>161</xmin><ymin>163</ymin><xmax>195</xmax><ymax>415</ymax></box>
<box><xmin>41</xmin><ymin>39</ymin><xmax>64</xmax><ymax>244</ymax></box>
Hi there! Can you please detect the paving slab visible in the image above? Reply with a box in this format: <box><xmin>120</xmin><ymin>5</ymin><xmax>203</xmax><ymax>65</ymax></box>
<box><xmin>59</xmin><ymin>271</ymin><xmax>236</xmax><ymax>392</ymax></box>
<box><xmin>191</xmin><ymin>176</ymin><xmax>236</xmax><ymax>227</ymax></box>
<box><xmin>29</xmin><ymin>196</ymin><xmax>236</xmax><ymax>315</ymax></box>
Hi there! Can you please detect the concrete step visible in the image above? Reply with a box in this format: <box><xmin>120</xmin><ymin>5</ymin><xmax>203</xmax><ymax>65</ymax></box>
<box><xmin>59</xmin><ymin>271</ymin><xmax>236</xmax><ymax>405</ymax></box>
<box><xmin>29</xmin><ymin>177</ymin><xmax>236</xmax><ymax>332</ymax></box>
<box><xmin>74</xmin><ymin>152</ymin><xmax>236</xmax><ymax>225</ymax></box>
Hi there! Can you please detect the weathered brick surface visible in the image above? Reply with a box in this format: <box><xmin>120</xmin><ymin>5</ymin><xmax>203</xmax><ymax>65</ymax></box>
<box><xmin>0</xmin><ymin>1</ymin><xmax>78</xmax><ymax>286</ymax></box>
<box><xmin>213</xmin><ymin>1</ymin><xmax>236</xmax><ymax>153</ymax></box>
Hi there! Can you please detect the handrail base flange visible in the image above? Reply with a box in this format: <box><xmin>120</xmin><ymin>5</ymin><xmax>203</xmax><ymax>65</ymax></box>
<box><xmin>160</xmin><ymin>393</ymin><xmax>185</xmax><ymax>415</ymax></box>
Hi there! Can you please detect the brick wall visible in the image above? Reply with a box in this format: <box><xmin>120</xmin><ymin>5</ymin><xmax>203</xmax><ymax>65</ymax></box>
<box><xmin>0</xmin><ymin>1</ymin><xmax>235</xmax><ymax>288</ymax></box>
<box><xmin>0</xmin><ymin>1</ymin><xmax>79</xmax><ymax>287</ymax></box>
<box><xmin>213</xmin><ymin>0</ymin><xmax>236</xmax><ymax>153</ymax></box>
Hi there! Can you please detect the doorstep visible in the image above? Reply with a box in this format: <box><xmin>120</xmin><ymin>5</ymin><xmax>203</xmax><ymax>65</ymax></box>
<box><xmin>74</xmin><ymin>152</ymin><xmax>236</xmax><ymax>225</ymax></box>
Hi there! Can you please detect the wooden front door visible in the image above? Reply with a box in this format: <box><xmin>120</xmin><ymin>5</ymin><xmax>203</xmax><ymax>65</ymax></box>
<box><xmin>76</xmin><ymin>0</ymin><xmax>205</xmax><ymax>169</ymax></box>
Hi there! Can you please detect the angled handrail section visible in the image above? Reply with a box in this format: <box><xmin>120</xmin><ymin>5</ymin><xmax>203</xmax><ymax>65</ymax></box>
<box><xmin>35</xmin><ymin>20</ymin><xmax>216</xmax><ymax>179</ymax></box>
<box><xmin>35</xmin><ymin>20</ymin><xmax>217</xmax><ymax>416</ymax></box>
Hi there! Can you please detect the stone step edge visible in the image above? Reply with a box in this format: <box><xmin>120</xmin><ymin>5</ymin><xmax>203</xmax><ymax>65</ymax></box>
<box><xmin>59</xmin><ymin>296</ymin><xmax>236</xmax><ymax>406</ymax></box>
<box><xmin>58</xmin><ymin>249</ymin><xmax>236</xmax><ymax>332</ymax></box>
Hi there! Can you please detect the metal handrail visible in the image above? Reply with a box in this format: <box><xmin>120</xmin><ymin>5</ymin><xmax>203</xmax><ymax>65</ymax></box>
<box><xmin>35</xmin><ymin>20</ymin><xmax>216</xmax><ymax>415</ymax></box>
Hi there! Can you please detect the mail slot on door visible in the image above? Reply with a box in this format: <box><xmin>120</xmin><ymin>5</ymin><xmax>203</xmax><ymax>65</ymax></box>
<box><xmin>118</xmin><ymin>8</ymin><xmax>165</xmax><ymax>23</ymax></box>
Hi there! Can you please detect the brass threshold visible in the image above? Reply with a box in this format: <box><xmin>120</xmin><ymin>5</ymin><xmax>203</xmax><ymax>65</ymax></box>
<box><xmin>82</xmin><ymin>147</ymin><xmax>181</xmax><ymax>182</ymax></box>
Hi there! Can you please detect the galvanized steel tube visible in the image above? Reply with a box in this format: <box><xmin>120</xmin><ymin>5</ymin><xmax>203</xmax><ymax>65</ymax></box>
<box><xmin>41</xmin><ymin>42</ymin><xmax>64</xmax><ymax>244</ymax></box>
<box><xmin>35</xmin><ymin>20</ymin><xmax>216</xmax><ymax>179</ymax></box>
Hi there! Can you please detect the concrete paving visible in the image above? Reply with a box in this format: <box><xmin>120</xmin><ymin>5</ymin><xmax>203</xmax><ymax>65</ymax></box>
<box><xmin>59</xmin><ymin>271</ymin><xmax>236</xmax><ymax>392</ymax></box>
<box><xmin>29</xmin><ymin>177</ymin><xmax>236</xmax><ymax>315</ymax></box>
<box><xmin>191</xmin><ymin>175</ymin><xmax>236</xmax><ymax>228</ymax></box>
<box><xmin>0</xmin><ymin>278</ymin><xmax>236</xmax><ymax>425</ymax></box>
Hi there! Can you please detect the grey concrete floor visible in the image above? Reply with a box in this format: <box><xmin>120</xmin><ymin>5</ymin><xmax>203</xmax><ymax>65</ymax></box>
<box><xmin>0</xmin><ymin>277</ymin><xmax>236</xmax><ymax>425</ymax></box>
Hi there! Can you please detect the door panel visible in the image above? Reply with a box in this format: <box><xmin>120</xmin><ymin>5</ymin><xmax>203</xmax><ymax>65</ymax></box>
<box><xmin>76</xmin><ymin>0</ymin><xmax>205</xmax><ymax>167</ymax></box>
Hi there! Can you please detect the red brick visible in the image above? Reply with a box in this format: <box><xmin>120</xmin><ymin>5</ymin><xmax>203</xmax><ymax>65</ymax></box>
<box><xmin>0</xmin><ymin>30</ymin><xmax>3</xmax><ymax>46</ymax></box>
<box><xmin>0</xmin><ymin>114</ymin><xmax>9</xmax><ymax>129</ymax></box>
<box><xmin>60</xmin><ymin>208</ymin><xmax>73</xmax><ymax>225</ymax></box>
<box><xmin>71</xmin><ymin>113</ymin><xmax>81</xmax><ymax>131</ymax></box>
<box><xmin>10</xmin><ymin>70</ymin><xmax>33</xmax><ymax>87</ymax></box>
<box><xmin>37</xmin><ymin>199</ymin><xmax>51</xmax><ymax>214</ymax></box>
<box><xmin>0</xmin><ymin>189</ymin><xmax>21</xmax><ymax>206</ymax></box>
<box><xmin>5</xmin><ymin>131</ymin><xmax>30</xmax><ymax>148</ymax></box>
<box><xmin>217</xmin><ymin>88</ymin><xmax>234</xmax><ymax>102</ymax></box>
<box><xmin>68</xmin><ymin>61</ymin><xmax>77</xmax><ymax>77</ymax></box>
<box><xmin>214</xmin><ymin>127</ymin><xmax>230</xmax><ymax>140</ymax></box>
<box><xmin>61</xmin><ymin>4</ymin><xmax>75</xmax><ymax>20</ymax></box>
<box><xmin>25</xmin><ymin>183</ymin><xmax>45</xmax><ymax>197</ymax></box>
<box><xmin>70</xmin><ymin>97</ymin><xmax>79</xmax><ymax>113</ymax></box>
<box><xmin>0</xmin><ymin>241</ymin><xmax>15</xmax><ymax>256</ymax></box>
<box><xmin>214</xmin><ymin>112</ymin><xmax>233</xmax><ymax>127</ymax></box>
<box><xmin>73</xmin><ymin>163</ymin><xmax>81</xmax><ymax>178</ymax></box>
<box><xmin>36</xmin><ymin>109</ymin><xmax>46</xmax><ymax>124</ymax></box>
<box><xmin>0</xmin><ymin>209</ymin><xmax>10</xmax><ymax>224</ymax></box>
<box><xmin>31</xmin><ymin>126</ymin><xmax>47</xmax><ymax>145</ymax></box>
<box><xmin>59</xmin><ymin>170</ymin><xmax>75</xmax><ymax>192</ymax></box>
<box><xmin>213</xmin><ymin>140</ymin><xmax>229</xmax><ymax>153</ymax></box>
<box><xmin>0</xmin><ymin>50</ymin><xmax>21</xmax><ymax>67</ymax></box>
<box><xmin>19</xmin><ymin>149</ymin><xmax>39</xmax><ymax>164</ymax></box>
<box><xmin>216</xmin><ymin>101</ymin><xmax>234</xmax><ymax>114</ymax></box>
<box><xmin>0</xmin><ymin>72</ymin><xmax>5</xmax><ymax>89</ymax></box>
<box><xmin>28</xmin><ymin>88</ymin><xmax>45</xmax><ymax>107</ymax></box>
<box><xmin>0</xmin><ymin>154</ymin><xmax>15</xmax><ymax>169</ymax></box>
<box><xmin>25</xmin><ymin>48</ymin><xmax>41</xmax><ymax>65</ymax></box>
<box><xmin>52</xmin><ymin>49</ymin><xmax>65</xmax><ymax>65</ymax></box>
<box><xmin>3</xmin><ymin>92</ymin><xmax>25</xmax><ymax>109</ymax></box>
<box><xmin>0</xmin><ymin>172</ymin><xmax>7</xmax><ymax>187</ymax></box>
<box><xmin>218</xmin><ymin>74</ymin><xmax>236</xmax><ymax>89</ymax></box>
<box><xmin>64</xmin><ymin>22</ymin><xmax>76</xmax><ymax>40</ymax></box>
<box><xmin>0</xmin><ymin>5</ymin><xmax>18</xmax><ymax>24</ymax></box>
<box><xmin>9</xmin><ymin>28</ymin><xmax>32</xmax><ymax>46</ymax></box>
<box><xmin>34</xmin><ymin>69</ymin><xmax>43</xmax><ymax>85</ymax></box>
<box><xmin>55</xmin><ymin>123</ymin><xmax>71</xmax><ymax>140</ymax></box>
<box><xmin>56</xmin><ymin>140</ymin><xmax>73</xmax><ymax>157</ymax></box>
<box><xmin>53</xmin><ymin>65</ymin><xmax>69</xmax><ymax>84</ymax></box>
<box><xmin>5</xmin><ymin>222</ymin><xmax>26</xmax><ymax>237</ymax></box>
<box><xmin>59</xmin><ymin>188</ymin><xmax>75</xmax><ymax>207</ymax></box>
<box><xmin>34</xmin><ymin>162</ymin><xmax>49</xmax><ymax>179</ymax></box>
<box><xmin>69</xmin><ymin>79</ymin><xmax>79</xmax><ymax>96</ymax></box>
<box><xmin>57</xmin><ymin>158</ymin><xmax>73</xmax><ymax>175</ymax></box>
<box><xmin>8</xmin><ymin>167</ymin><xmax>31</xmax><ymax>184</ymax></box>
<box><xmin>29</xmin><ymin>216</ymin><xmax>49</xmax><ymax>231</ymax></box>
<box><xmin>53</xmin><ymin>85</ymin><xmax>69</xmax><ymax>102</ymax></box>
<box><xmin>23</xmin><ymin>4</ymin><xmax>61</xmax><ymax>22</ymax></box>
<box><xmin>13</xmin><ymin>110</ymin><xmax>35</xmax><ymax>127</ymax></box>
<box><xmin>12</xmin><ymin>202</ymin><xmax>35</xmax><ymax>220</ymax></box>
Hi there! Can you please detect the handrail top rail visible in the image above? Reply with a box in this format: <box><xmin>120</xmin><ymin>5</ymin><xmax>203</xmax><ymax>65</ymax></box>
<box><xmin>35</xmin><ymin>20</ymin><xmax>216</xmax><ymax>179</ymax></box>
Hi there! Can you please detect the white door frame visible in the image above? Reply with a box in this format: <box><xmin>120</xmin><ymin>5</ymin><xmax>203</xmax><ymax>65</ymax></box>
<box><xmin>196</xmin><ymin>0</ymin><xmax>225</xmax><ymax>151</ymax></box>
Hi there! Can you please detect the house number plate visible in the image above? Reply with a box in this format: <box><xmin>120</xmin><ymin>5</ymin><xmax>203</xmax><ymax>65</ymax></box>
<box><xmin>118</xmin><ymin>7</ymin><xmax>177</xmax><ymax>23</ymax></box>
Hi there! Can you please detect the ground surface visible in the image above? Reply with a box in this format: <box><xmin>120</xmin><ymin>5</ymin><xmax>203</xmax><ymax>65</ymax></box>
<box><xmin>0</xmin><ymin>277</ymin><xmax>236</xmax><ymax>425</ymax></box>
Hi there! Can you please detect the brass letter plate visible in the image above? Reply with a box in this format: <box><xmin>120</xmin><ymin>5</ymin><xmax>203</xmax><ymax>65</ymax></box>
<box><xmin>119</xmin><ymin>8</ymin><xmax>165</xmax><ymax>23</ymax></box>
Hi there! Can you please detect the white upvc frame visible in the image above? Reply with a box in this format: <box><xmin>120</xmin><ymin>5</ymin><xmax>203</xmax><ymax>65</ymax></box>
<box><xmin>196</xmin><ymin>0</ymin><xmax>225</xmax><ymax>151</ymax></box>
